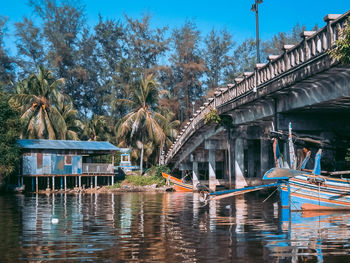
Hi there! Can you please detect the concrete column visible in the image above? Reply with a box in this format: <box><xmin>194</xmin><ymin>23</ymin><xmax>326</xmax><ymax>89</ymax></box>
<box><xmin>79</xmin><ymin>176</ymin><xmax>82</xmax><ymax>188</ymax></box>
<box><xmin>111</xmin><ymin>175</ymin><xmax>114</xmax><ymax>186</ymax></box>
<box><xmin>235</xmin><ymin>138</ymin><xmax>247</xmax><ymax>189</ymax></box>
<box><xmin>52</xmin><ymin>176</ymin><xmax>55</xmax><ymax>190</ymax></box>
<box><xmin>95</xmin><ymin>176</ymin><xmax>98</xmax><ymax>188</ymax></box>
<box><xmin>21</xmin><ymin>176</ymin><xmax>24</xmax><ymax>186</ymax></box>
<box><xmin>208</xmin><ymin>149</ymin><xmax>216</xmax><ymax>191</ymax></box>
<box><xmin>228</xmin><ymin>139</ymin><xmax>235</xmax><ymax>189</ymax></box>
<box><xmin>64</xmin><ymin>176</ymin><xmax>67</xmax><ymax>191</ymax></box>
<box><xmin>192</xmin><ymin>161</ymin><xmax>199</xmax><ymax>189</ymax></box>
<box><xmin>47</xmin><ymin>177</ymin><xmax>50</xmax><ymax>190</ymax></box>
<box><xmin>247</xmin><ymin>140</ymin><xmax>255</xmax><ymax>178</ymax></box>
<box><xmin>75</xmin><ymin>176</ymin><xmax>78</xmax><ymax>187</ymax></box>
<box><xmin>91</xmin><ymin>176</ymin><xmax>93</xmax><ymax>189</ymax></box>
<box><xmin>36</xmin><ymin>176</ymin><xmax>38</xmax><ymax>193</ymax></box>
<box><xmin>260</xmin><ymin>139</ymin><xmax>271</xmax><ymax>177</ymax></box>
<box><xmin>60</xmin><ymin>177</ymin><xmax>63</xmax><ymax>189</ymax></box>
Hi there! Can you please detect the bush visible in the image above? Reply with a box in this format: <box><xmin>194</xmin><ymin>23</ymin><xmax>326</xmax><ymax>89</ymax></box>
<box><xmin>109</xmin><ymin>181</ymin><xmax>122</xmax><ymax>189</ymax></box>
<box><xmin>146</xmin><ymin>165</ymin><xmax>171</xmax><ymax>178</ymax></box>
<box><xmin>0</xmin><ymin>92</ymin><xmax>21</xmax><ymax>185</ymax></box>
<box><xmin>125</xmin><ymin>174</ymin><xmax>166</xmax><ymax>186</ymax></box>
<box><xmin>204</xmin><ymin>107</ymin><xmax>221</xmax><ymax>124</ymax></box>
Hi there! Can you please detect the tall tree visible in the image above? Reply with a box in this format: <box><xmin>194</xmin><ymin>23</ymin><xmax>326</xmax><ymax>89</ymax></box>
<box><xmin>232</xmin><ymin>38</ymin><xmax>257</xmax><ymax>77</ymax></box>
<box><xmin>29</xmin><ymin>0</ymin><xmax>86</xmax><ymax>109</ymax></box>
<box><xmin>203</xmin><ymin>29</ymin><xmax>235</xmax><ymax>90</ymax></box>
<box><xmin>94</xmin><ymin>16</ymin><xmax>130</xmax><ymax>117</ymax></box>
<box><xmin>262</xmin><ymin>23</ymin><xmax>306</xmax><ymax>56</ymax></box>
<box><xmin>170</xmin><ymin>21</ymin><xmax>205</xmax><ymax>121</ymax></box>
<box><xmin>15</xmin><ymin>17</ymin><xmax>45</xmax><ymax>76</ymax></box>
<box><xmin>9</xmin><ymin>66</ymin><xmax>68</xmax><ymax>139</ymax></box>
<box><xmin>0</xmin><ymin>16</ymin><xmax>15</xmax><ymax>90</ymax></box>
<box><xmin>116</xmin><ymin>74</ymin><xmax>171</xmax><ymax>173</ymax></box>
<box><xmin>125</xmin><ymin>14</ymin><xmax>169</xmax><ymax>75</ymax></box>
<box><xmin>0</xmin><ymin>92</ymin><xmax>21</xmax><ymax>186</ymax></box>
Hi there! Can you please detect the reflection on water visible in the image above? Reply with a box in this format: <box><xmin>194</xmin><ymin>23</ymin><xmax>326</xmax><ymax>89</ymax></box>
<box><xmin>1</xmin><ymin>192</ymin><xmax>350</xmax><ymax>262</ymax></box>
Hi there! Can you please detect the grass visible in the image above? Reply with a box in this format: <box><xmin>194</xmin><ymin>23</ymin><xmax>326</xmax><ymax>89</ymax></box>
<box><xmin>109</xmin><ymin>165</ymin><xmax>170</xmax><ymax>189</ymax></box>
<box><xmin>109</xmin><ymin>174</ymin><xmax>166</xmax><ymax>189</ymax></box>
<box><xmin>124</xmin><ymin>174</ymin><xmax>166</xmax><ymax>186</ymax></box>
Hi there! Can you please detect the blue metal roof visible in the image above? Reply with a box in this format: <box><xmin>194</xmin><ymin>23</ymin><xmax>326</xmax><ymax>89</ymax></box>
<box><xmin>17</xmin><ymin>139</ymin><xmax>119</xmax><ymax>151</ymax></box>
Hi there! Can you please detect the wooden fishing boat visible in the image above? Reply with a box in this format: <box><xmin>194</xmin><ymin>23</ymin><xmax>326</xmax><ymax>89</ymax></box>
<box><xmin>264</xmin><ymin>167</ymin><xmax>350</xmax><ymax>210</ymax></box>
<box><xmin>264</xmin><ymin>123</ymin><xmax>350</xmax><ymax>211</ymax></box>
<box><xmin>161</xmin><ymin>172</ymin><xmax>193</xmax><ymax>192</ymax></box>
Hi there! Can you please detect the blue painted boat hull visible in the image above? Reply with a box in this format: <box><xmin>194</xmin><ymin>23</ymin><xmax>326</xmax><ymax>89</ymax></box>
<box><xmin>279</xmin><ymin>172</ymin><xmax>350</xmax><ymax>210</ymax></box>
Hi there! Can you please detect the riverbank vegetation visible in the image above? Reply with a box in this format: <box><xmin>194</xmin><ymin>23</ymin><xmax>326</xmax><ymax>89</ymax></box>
<box><xmin>0</xmin><ymin>92</ymin><xmax>21</xmax><ymax>186</ymax></box>
<box><xmin>0</xmin><ymin>0</ymin><xmax>325</xmax><ymax>179</ymax></box>
<box><xmin>109</xmin><ymin>165</ymin><xmax>169</xmax><ymax>189</ymax></box>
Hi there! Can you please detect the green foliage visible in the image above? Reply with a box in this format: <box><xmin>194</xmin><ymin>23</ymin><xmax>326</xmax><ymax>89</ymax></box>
<box><xmin>9</xmin><ymin>66</ymin><xmax>73</xmax><ymax>140</ymax></box>
<box><xmin>124</xmin><ymin>174</ymin><xmax>166</xmax><ymax>186</ymax></box>
<box><xmin>329</xmin><ymin>17</ymin><xmax>350</xmax><ymax>64</ymax></box>
<box><xmin>204</xmin><ymin>107</ymin><xmax>221</xmax><ymax>124</ymax></box>
<box><xmin>203</xmin><ymin>29</ymin><xmax>235</xmax><ymax>90</ymax></box>
<box><xmin>346</xmin><ymin>148</ymin><xmax>350</xmax><ymax>162</ymax></box>
<box><xmin>0</xmin><ymin>92</ymin><xmax>21</xmax><ymax>182</ymax></box>
<box><xmin>146</xmin><ymin>165</ymin><xmax>171</xmax><ymax>178</ymax></box>
<box><xmin>116</xmin><ymin>74</ymin><xmax>177</xmax><ymax>169</ymax></box>
<box><xmin>109</xmin><ymin>181</ymin><xmax>122</xmax><ymax>189</ymax></box>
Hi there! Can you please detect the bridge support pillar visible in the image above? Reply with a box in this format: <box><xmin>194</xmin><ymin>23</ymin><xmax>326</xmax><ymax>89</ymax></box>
<box><xmin>260</xmin><ymin>139</ymin><xmax>271</xmax><ymax>177</ymax></box>
<box><xmin>208</xmin><ymin>149</ymin><xmax>216</xmax><ymax>191</ymax></box>
<box><xmin>192</xmin><ymin>161</ymin><xmax>199</xmax><ymax>189</ymax></box>
<box><xmin>235</xmin><ymin>138</ymin><xmax>247</xmax><ymax>189</ymax></box>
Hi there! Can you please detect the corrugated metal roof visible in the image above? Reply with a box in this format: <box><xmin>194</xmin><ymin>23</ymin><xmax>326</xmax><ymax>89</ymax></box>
<box><xmin>17</xmin><ymin>139</ymin><xmax>119</xmax><ymax>151</ymax></box>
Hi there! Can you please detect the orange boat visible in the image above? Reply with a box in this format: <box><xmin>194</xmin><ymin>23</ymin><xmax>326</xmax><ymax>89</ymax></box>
<box><xmin>161</xmin><ymin>172</ymin><xmax>193</xmax><ymax>192</ymax></box>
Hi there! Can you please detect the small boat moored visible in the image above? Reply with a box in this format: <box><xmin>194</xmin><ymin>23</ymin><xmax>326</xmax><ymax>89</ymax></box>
<box><xmin>161</xmin><ymin>172</ymin><xmax>193</xmax><ymax>192</ymax></box>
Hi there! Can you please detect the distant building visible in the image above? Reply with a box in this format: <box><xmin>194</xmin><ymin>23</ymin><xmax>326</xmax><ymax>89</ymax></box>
<box><xmin>117</xmin><ymin>148</ymin><xmax>139</xmax><ymax>171</ymax></box>
<box><xmin>17</xmin><ymin>139</ymin><xmax>118</xmax><ymax>192</ymax></box>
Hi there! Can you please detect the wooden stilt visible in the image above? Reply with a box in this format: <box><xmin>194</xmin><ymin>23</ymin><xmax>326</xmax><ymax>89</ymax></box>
<box><xmin>47</xmin><ymin>177</ymin><xmax>50</xmax><ymax>190</ymax></box>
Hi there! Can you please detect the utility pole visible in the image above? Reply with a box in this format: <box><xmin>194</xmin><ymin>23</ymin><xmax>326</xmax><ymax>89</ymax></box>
<box><xmin>251</xmin><ymin>0</ymin><xmax>263</xmax><ymax>63</ymax></box>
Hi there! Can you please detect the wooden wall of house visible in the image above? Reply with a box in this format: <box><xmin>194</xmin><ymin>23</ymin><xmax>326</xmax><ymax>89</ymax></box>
<box><xmin>22</xmin><ymin>152</ymin><xmax>82</xmax><ymax>175</ymax></box>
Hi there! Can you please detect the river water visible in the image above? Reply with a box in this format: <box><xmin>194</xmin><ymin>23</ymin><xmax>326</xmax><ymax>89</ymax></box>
<box><xmin>1</xmin><ymin>192</ymin><xmax>350</xmax><ymax>262</ymax></box>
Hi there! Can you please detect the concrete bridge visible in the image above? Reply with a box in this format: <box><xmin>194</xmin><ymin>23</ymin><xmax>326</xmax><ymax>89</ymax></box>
<box><xmin>162</xmin><ymin>11</ymin><xmax>350</xmax><ymax>191</ymax></box>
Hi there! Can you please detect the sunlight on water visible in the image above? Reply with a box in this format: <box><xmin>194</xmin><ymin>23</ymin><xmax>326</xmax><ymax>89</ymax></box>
<box><xmin>1</xmin><ymin>192</ymin><xmax>350</xmax><ymax>262</ymax></box>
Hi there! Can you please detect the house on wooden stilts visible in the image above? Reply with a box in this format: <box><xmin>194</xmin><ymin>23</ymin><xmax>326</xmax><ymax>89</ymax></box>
<box><xmin>17</xmin><ymin>139</ymin><xmax>118</xmax><ymax>192</ymax></box>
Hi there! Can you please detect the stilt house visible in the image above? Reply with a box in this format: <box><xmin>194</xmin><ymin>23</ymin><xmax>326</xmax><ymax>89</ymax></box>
<box><xmin>17</xmin><ymin>139</ymin><xmax>118</xmax><ymax>192</ymax></box>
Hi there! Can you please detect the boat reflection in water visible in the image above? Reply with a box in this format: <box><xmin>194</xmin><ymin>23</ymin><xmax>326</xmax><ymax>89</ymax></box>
<box><xmin>266</xmin><ymin>208</ymin><xmax>350</xmax><ymax>262</ymax></box>
<box><xmin>2</xmin><ymin>193</ymin><xmax>350</xmax><ymax>262</ymax></box>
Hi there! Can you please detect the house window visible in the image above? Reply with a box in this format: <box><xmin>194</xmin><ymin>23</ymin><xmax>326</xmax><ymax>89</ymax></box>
<box><xmin>65</xmin><ymin>155</ymin><xmax>72</xmax><ymax>165</ymax></box>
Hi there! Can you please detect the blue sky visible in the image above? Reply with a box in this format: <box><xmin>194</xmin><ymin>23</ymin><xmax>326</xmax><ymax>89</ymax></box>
<box><xmin>1</xmin><ymin>0</ymin><xmax>349</xmax><ymax>54</ymax></box>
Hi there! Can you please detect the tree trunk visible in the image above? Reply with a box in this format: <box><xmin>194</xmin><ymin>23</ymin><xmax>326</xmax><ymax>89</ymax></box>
<box><xmin>140</xmin><ymin>141</ymin><xmax>144</xmax><ymax>176</ymax></box>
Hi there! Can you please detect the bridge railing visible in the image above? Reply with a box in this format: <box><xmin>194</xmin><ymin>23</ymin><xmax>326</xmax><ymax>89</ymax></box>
<box><xmin>164</xmin><ymin>11</ymin><xmax>350</xmax><ymax>164</ymax></box>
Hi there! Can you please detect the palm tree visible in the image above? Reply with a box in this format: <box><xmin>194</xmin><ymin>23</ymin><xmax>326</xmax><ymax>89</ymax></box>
<box><xmin>57</xmin><ymin>96</ymin><xmax>84</xmax><ymax>140</ymax></box>
<box><xmin>82</xmin><ymin>115</ymin><xmax>115</xmax><ymax>142</ymax></box>
<box><xmin>116</xmin><ymin>74</ymin><xmax>173</xmax><ymax>174</ymax></box>
<box><xmin>9</xmin><ymin>66</ymin><xmax>68</xmax><ymax>139</ymax></box>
